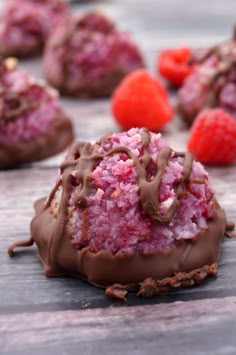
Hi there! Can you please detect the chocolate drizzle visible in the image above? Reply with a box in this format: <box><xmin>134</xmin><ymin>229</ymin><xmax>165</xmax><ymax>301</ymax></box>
<box><xmin>0</xmin><ymin>59</ymin><xmax>40</xmax><ymax>123</ymax></box>
<box><xmin>61</xmin><ymin>142</ymin><xmax>103</xmax><ymax>209</ymax></box>
<box><xmin>0</xmin><ymin>91</ymin><xmax>36</xmax><ymax>122</ymax></box>
<box><xmin>139</xmin><ymin>148</ymin><xmax>193</xmax><ymax>224</ymax></box>
<box><xmin>225</xmin><ymin>221</ymin><xmax>236</xmax><ymax>238</ymax></box>
<box><xmin>55</xmin><ymin>129</ymin><xmax>194</xmax><ymax>226</ymax></box>
<box><xmin>8</xmin><ymin>237</ymin><xmax>34</xmax><ymax>257</ymax></box>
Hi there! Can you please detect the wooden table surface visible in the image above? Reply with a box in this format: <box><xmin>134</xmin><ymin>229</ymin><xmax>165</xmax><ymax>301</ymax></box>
<box><xmin>1</xmin><ymin>1</ymin><xmax>236</xmax><ymax>354</ymax></box>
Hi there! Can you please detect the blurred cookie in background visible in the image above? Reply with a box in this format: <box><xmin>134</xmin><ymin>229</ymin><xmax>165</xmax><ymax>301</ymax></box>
<box><xmin>43</xmin><ymin>11</ymin><xmax>144</xmax><ymax>97</ymax></box>
<box><xmin>0</xmin><ymin>0</ymin><xmax>71</xmax><ymax>58</ymax></box>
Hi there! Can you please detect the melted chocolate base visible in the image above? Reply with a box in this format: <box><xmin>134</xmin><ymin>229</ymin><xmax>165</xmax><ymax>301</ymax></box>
<box><xmin>9</xmin><ymin>196</ymin><xmax>226</xmax><ymax>299</ymax></box>
<box><xmin>0</xmin><ymin>110</ymin><xmax>74</xmax><ymax>169</ymax></box>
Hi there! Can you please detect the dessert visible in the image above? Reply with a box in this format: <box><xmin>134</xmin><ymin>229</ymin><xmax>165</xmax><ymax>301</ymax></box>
<box><xmin>43</xmin><ymin>11</ymin><xmax>144</xmax><ymax>97</ymax></box>
<box><xmin>158</xmin><ymin>47</ymin><xmax>193</xmax><ymax>87</ymax></box>
<box><xmin>112</xmin><ymin>69</ymin><xmax>174</xmax><ymax>131</ymax></box>
<box><xmin>188</xmin><ymin>109</ymin><xmax>236</xmax><ymax>164</ymax></box>
<box><xmin>178</xmin><ymin>34</ymin><xmax>236</xmax><ymax>125</ymax></box>
<box><xmin>0</xmin><ymin>57</ymin><xmax>73</xmax><ymax>169</ymax></box>
<box><xmin>9</xmin><ymin>127</ymin><xmax>227</xmax><ymax>299</ymax></box>
<box><xmin>0</xmin><ymin>0</ymin><xmax>70</xmax><ymax>58</ymax></box>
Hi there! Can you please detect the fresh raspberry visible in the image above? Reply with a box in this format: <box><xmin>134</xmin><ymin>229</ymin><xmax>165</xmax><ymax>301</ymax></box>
<box><xmin>188</xmin><ymin>109</ymin><xmax>236</xmax><ymax>164</ymax></box>
<box><xmin>111</xmin><ymin>69</ymin><xmax>174</xmax><ymax>131</ymax></box>
<box><xmin>158</xmin><ymin>47</ymin><xmax>193</xmax><ymax>87</ymax></box>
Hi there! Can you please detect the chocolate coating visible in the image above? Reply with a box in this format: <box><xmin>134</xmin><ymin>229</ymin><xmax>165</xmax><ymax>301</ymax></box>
<box><xmin>8</xmin><ymin>130</ymin><xmax>228</xmax><ymax>298</ymax></box>
<box><xmin>0</xmin><ymin>110</ymin><xmax>74</xmax><ymax>169</ymax></box>
<box><xmin>8</xmin><ymin>195</ymin><xmax>225</xmax><ymax>299</ymax></box>
<box><xmin>27</xmin><ymin>195</ymin><xmax>225</xmax><ymax>286</ymax></box>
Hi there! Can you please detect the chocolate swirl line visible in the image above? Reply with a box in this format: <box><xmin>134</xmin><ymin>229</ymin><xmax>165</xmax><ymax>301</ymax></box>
<box><xmin>60</xmin><ymin>141</ymin><xmax>103</xmax><ymax>208</ymax></box>
<box><xmin>0</xmin><ymin>58</ymin><xmax>41</xmax><ymax>123</ymax></box>
<box><xmin>0</xmin><ymin>88</ymin><xmax>39</xmax><ymax>123</ymax></box>
<box><xmin>0</xmin><ymin>91</ymin><xmax>28</xmax><ymax>122</ymax></box>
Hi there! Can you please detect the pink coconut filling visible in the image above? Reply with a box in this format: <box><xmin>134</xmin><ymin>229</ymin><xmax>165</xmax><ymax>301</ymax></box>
<box><xmin>67</xmin><ymin>128</ymin><xmax>214</xmax><ymax>255</ymax></box>
<box><xmin>0</xmin><ymin>67</ymin><xmax>60</xmax><ymax>144</ymax></box>
<box><xmin>0</xmin><ymin>0</ymin><xmax>69</xmax><ymax>51</ymax></box>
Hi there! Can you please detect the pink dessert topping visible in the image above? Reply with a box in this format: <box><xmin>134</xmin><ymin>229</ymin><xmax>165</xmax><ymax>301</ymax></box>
<box><xmin>65</xmin><ymin>128</ymin><xmax>214</xmax><ymax>255</ymax></box>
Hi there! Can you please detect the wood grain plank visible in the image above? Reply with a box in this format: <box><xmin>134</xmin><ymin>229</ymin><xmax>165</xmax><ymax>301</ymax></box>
<box><xmin>1</xmin><ymin>297</ymin><xmax>236</xmax><ymax>355</ymax></box>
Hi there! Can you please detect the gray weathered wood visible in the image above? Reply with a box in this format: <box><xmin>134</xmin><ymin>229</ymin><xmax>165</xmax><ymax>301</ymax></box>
<box><xmin>1</xmin><ymin>297</ymin><xmax>236</xmax><ymax>355</ymax></box>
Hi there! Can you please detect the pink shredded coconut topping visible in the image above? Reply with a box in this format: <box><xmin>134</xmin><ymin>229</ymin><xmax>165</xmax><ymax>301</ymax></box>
<box><xmin>65</xmin><ymin>128</ymin><xmax>214</xmax><ymax>255</ymax></box>
<box><xmin>0</xmin><ymin>62</ymin><xmax>60</xmax><ymax>143</ymax></box>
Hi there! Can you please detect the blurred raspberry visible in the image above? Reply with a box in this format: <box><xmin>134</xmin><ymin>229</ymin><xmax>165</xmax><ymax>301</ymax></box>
<box><xmin>188</xmin><ymin>108</ymin><xmax>236</xmax><ymax>164</ymax></box>
<box><xmin>112</xmin><ymin>69</ymin><xmax>174</xmax><ymax>131</ymax></box>
<box><xmin>158</xmin><ymin>47</ymin><xmax>193</xmax><ymax>87</ymax></box>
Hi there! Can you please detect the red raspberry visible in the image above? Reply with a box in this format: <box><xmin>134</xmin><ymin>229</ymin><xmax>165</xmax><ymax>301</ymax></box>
<box><xmin>111</xmin><ymin>69</ymin><xmax>174</xmax><ymax>131</ymax></box>
<box><xmin>188</xmin><ymin>109</ymin><xmax>236</xmax><ymax>164</ymax></box>
<box><xmin>158</xmin><ymin>47</ymin><xmax>193</xmax><ymax>87</ymax></box>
